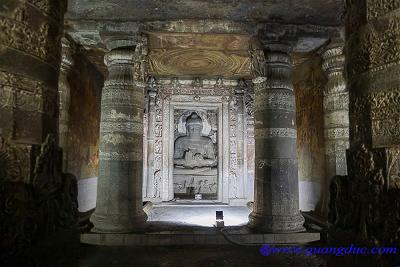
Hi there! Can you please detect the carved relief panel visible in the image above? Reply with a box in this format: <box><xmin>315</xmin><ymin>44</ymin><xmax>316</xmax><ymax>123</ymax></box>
<box><xmin>173</xmin><ymin>109</ymin><xmax>219</xmax><ymax>199</ymax></box>
<box><xmin>143</xmin><ymin>78</ymin><xmax>255</xmax><ymax>204</ymax></box>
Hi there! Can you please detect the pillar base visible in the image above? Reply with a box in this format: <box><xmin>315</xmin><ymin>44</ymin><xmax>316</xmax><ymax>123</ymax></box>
<box><xmin>248</xmin><ymin>212</ymin><xmax>305</xmax><ymax>233</ymax></box>
<box><xmin>90</xmin><ymin>211</ymin><xmax>148</xmax><ymax>233</ymax></box>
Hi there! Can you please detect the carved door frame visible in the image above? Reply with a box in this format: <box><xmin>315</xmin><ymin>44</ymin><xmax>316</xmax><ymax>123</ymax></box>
<box><xmin>162</xmin><ymin>98</ymin><xmax>230</xmax><ymax>203</ymax></box>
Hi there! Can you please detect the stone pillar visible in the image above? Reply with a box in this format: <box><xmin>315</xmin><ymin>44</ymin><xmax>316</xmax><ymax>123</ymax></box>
<box><xmin>228</xmin><ymin>89</ymin><xmax>239</xmax><ymax>199</ymax></box>
<box><xmin>0</xmin><ymin>0</ymin><xmax>67</xmax><ymax>144</ymax></box>
<box><xmin>244</xmin><ymin>85</ymin><xmax>255</xmax><ymax>202</ymax></box>
<box><xmin>249</xmin><ymin>44</ymin><xmax>305</xmax><ymax>233</ymax></box>
<box><xmin>346</xmin><ymin>2</ymin><xmax>400</xmax><ymax>148</ymax></box>
<box><xmin>235</xmin><ymin>85</ymin><xmax>245</xmax><ymax>199</ymax></box>
<box><xmin>90</xmin><ymin>43</ymin><xmax>148</xmax><ymax>233</ymax></box>
<box><xmin>145</xmin><ymin>77</ymin><xmax>157</xmax><ymax>199</ymax></box>
<box><xmin>328</xmin><ymin>1</ymin><xmax>400</xmax><ymax>244</ymax></box>
<box><xmin>0</xmin><ymin>1</ymin><xmax>79</xmax><ymax>249</ymax></box>
<box><xmin>321</xmin><ymin>41</ymin><xmax>349</xmax><ymax>214</ymax></box>
<box><xmin>58</xmin><ymin>37</ymin><xmax>74</xmax><ymax>172</ymax></box>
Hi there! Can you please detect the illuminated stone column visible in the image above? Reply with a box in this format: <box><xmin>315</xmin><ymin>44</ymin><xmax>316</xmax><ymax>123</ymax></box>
<box><xmin>321</xmin><ymin>41</ymin><xmax>349</xmax><ymax>214</ymax></box>
<box><xmin>90</xmin><ymin>38</ymin><xmax>148</xmax><ymax>233</ymax></box>
<box><xmin>58</xmin><ymin>37</ymin><xmax>74</xmax><ymax>172</ymax></box>
<box><xmin>0</xmin><ymin>0</ymin><xmax>67</xmax><ymax>144</ymax></box>
<box><xmin>249</xmin><ymin>44</ymin><xmax>305</xmax><ymax>233</ymax></box>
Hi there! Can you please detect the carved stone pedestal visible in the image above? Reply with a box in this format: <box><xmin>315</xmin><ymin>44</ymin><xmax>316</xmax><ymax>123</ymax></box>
<box><xmin>248</xmin><ymin>45</ymin><xmax>305</xmax><ymax>233</ymax></box>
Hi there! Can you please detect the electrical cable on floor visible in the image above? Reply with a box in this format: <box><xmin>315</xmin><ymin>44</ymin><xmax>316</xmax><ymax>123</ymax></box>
<box><xmin>213</xmin><ymin>225</ymin><xmax>247</xmax><ymax>246</ymax></box>
<box><xmin>214</xmin><ymin>226</ymin><xmax>309</xmax><ymax>247</ymax></box>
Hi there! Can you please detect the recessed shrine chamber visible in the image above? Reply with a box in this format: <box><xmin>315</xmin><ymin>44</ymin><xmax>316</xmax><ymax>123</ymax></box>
<box><xmin>142</xmin><ymin>77</ymin><xmax>255</xmax><ymax>205</ymax></box>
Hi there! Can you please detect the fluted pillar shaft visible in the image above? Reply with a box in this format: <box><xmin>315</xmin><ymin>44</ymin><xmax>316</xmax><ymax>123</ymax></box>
<box><xmin>90</xmin><ymin>47</ymin><xmax>147</xmax><ymax>233</ymax></box>
<box><xmin>321</xmin><ymin>42</ymin><xmax>349</xmax><ymax>214</ymax></box>
<box><xmin>249</xmin><ymin>45</ymin><xmax>305</xmax><ymax>233</ymax></box>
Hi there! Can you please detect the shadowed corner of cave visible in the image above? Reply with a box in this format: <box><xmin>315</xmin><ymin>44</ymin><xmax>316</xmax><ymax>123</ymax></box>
<box><xmin>1</xmin><ymin>0</ymin><xmax>400</xmax><ymax>267</ymax></box>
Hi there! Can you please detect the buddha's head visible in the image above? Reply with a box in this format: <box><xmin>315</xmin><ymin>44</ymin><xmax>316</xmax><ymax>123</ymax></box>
<box><xmin>186</xmin><ymin>113</ymin><xmax>203</xmax><ymax>137</ymax></box>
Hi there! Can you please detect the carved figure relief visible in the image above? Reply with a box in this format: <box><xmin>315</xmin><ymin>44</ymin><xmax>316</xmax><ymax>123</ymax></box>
<box><xmin>151</xmin><ymin>89</ymin><xmax>164</xmax><ymax>199</ymax></box>
<box><xmin>173</xmin><ymin>111</ymin><xmax>218</xmax><ymax>199</ymax></box>
<box><xmin>229</xmin><ymin>96</ymin><xmax>239</xmax><ymax>197</ymax></box>
<box><xmin>174</xmin><ymin>113</ymin><xmax>217</xmax><ymax>168</ymax></box>
<box><xmin>133</xmin><ymin>36</ymin><xmax>149</xmax><ymax>82</ymax></box>
<box><xmin>249</xmin><ymin>49</ymin><xmax>267</xmax><ymax>77</ymax></box>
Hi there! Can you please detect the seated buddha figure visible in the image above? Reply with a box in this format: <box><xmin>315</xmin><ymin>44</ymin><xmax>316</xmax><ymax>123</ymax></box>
<box><xmin>174</xmin><ymin>113</ymin><xmax>217</xmax><ymax>169</ymax></box>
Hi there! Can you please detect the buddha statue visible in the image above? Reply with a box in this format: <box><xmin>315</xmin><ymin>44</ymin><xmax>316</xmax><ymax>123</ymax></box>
<box><xmin>174</xmin><ymin>112</ymin><xmax>217</xmax><ymax>169</ymax></box>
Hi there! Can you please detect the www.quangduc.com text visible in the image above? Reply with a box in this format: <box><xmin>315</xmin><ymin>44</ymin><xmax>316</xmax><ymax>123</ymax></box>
<box><xmin>260</xmin><ymin>244</ymin><xmax>398</xmax><ymax>257</ymax></box>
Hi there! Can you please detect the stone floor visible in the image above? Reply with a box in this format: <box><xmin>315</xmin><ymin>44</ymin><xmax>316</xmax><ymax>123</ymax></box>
<box><xmin>81</xmin><ymin>229</ymin><xmax>321</xmax><ymax>246</ymax></box>
<box><xmin>147</xmin><ymin>203</ymin><xmax>251</xmax><ymax>227</ymax></box>
<box><xmin>3</xmin><ymin>205</ymin><xmax>397</xmax><ymax>266</ymax></box>
<box><xmin>8</xmin><ymin>244</ymin><xmax>326</xmax><ymax>267</ymax></box>
<box><xmin>81</xmin><ymin>204</ymin><xmax>320</xmax><ymax>246</ymax></box>
<box><xmin>6</xmin><ymin>243</ymin><xmax>398</xmax><ymax>267</ymax></box>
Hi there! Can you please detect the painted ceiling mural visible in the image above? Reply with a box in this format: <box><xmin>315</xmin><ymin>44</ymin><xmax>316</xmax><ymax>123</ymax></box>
<box><xmin>147</xmin><ymin>32</ymin><xmax>251</xmax><ymax>77</ymax></box>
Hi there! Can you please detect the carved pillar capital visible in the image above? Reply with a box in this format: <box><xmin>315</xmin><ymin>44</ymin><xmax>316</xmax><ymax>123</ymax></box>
<box><xmin>104</xmin><ymin>48</ymin><xmax>135</xmax><ymax>66</ymax></box>
<box><xmin>321</xmin><ymin>41</ymin><xmax>345</xmax><ymax>72</ymax></box>
<box><xmin>101</xmin><ymin>31</ymin><xmax>146</xmax><ymax>51</ymax></box>
<box><xmin>60</xmin><ymin>38</ymin><xmax>74</xmax><ymax>73</ymax></box>
<box><xmin>250</xmin><ymin>42</ymin><xmax>293</xmax><ymax>90</ymax></box>
<box><xmin>264</xmin><ymin>47</ymin><xmax>294</xmax><ymax>93</ymax></box>
<box><xmin>102</xmin><ymin>33</ymin><xmax>149</xmax><ymax>86</ymax></box>
<box><xmin>263</xmin><ymin>42</ymin><xmax>293</xmax><ymax>54</ymax></box>
<box><xmin>322</xmin><ymin>41</ymin><xmax>346</xmax><ymax>96</ymax></box>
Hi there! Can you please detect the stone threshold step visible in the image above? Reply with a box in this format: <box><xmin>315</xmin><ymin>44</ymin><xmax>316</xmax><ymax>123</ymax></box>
<box><xmin>81</xmin><ymin>232</ymin><xmax>320</xmax><ymax>246</ymax></box>
<box><xmin>154</xmin><ymin>202</ymin><xmax>229</xmax><ymax>207</ymax></box>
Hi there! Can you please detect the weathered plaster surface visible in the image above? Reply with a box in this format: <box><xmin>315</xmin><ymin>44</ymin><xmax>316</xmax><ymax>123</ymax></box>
<box><xmin>66</xmin><ymin>50</ymin><xmax>104</xmax><ymax>180</ymax></box>
<box><xmin>293</xmin><ymin>53</ymin><xmax>326</xmax><ymax>212</ymax></box>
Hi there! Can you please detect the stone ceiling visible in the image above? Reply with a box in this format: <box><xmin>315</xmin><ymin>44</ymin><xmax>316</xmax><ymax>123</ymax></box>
<box><xmin>66</xmin><ymin>0</ymin><xmax>344</xmax><ymax>26</ymax></box>
<box><xmin>65</xmin><ymin>1</ymin><xmax>344</xmax><ymax>78</ymax></box>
